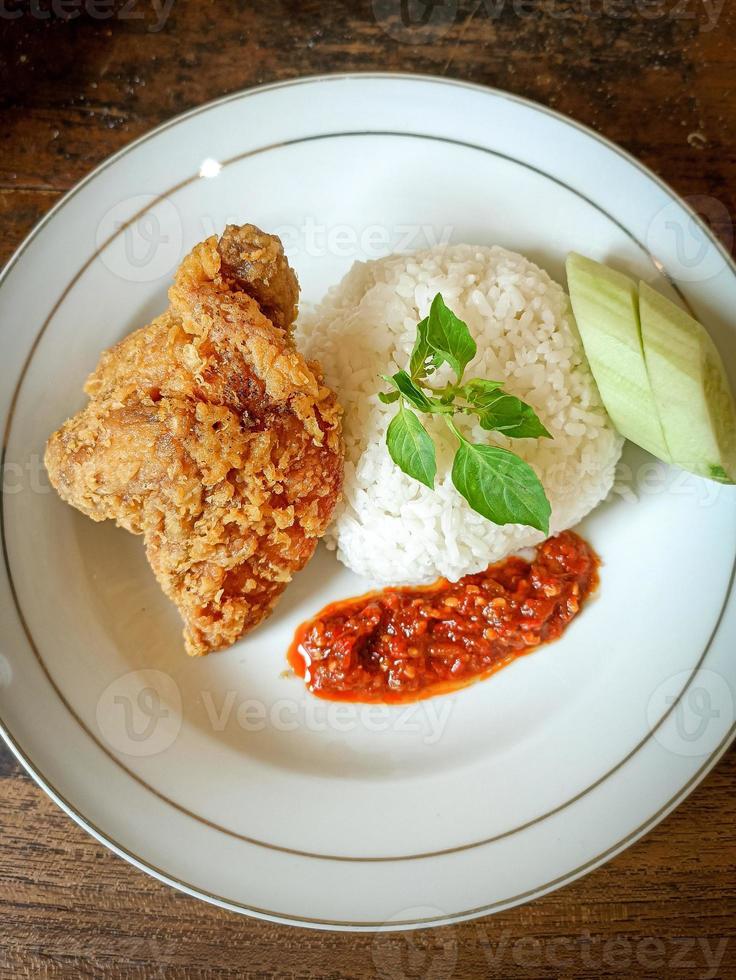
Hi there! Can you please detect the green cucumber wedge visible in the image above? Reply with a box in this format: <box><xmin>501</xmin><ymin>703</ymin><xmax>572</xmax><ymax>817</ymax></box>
<box><xmin>639</xmin><ymin>281</ymin><xmax>736</xmax><ymax>484</ymax></box>
<box><xmin>566</xmin><ymin>253</ymin><xmax>671</xmax><ymax>461</ymax></box>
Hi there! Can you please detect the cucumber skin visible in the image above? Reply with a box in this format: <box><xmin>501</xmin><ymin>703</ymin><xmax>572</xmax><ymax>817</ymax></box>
<box><xmin>566</xmin><ymin>254</ymin><xmax>671</xmax><ymax>461</ymax></box>
<box><xmin>639</xmin><ymin>281</ymin><xmax>736</xmax><ymax>484</ymax></box>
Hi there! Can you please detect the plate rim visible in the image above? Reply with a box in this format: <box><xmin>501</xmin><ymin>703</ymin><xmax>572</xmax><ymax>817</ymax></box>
<box><xmin>1</xmin><ymin>71</ymin><xmax>732</xmax><ymax>292</ymax></box>
<box><xmin>1</xmin><ymin>71</ymin><xmax>735</xmax><ymax>931</ymax></box>
<box><xmin>1</xmin><ymin>714</ymin><xmax>734</xmax><ymax>931</ymax></box>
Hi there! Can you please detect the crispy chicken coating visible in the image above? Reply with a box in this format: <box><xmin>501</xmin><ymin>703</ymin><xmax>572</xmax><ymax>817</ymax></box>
<box><xmin>45</xmin><ymin>224</ymin><xmax>343</xmax><ymax>656</ymax></box>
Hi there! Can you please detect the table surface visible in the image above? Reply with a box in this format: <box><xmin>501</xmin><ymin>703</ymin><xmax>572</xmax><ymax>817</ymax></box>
<box><xmin>1</xmin><ymin>1</ymin><xmax>735</xmax><ymax>977</ymax></box>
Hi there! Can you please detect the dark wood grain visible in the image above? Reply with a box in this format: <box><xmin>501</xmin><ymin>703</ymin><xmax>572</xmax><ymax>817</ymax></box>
<box><xmin>1</xmin><ymin>1</ymin><xmax>735</xmax><ymax>976</ymax></box>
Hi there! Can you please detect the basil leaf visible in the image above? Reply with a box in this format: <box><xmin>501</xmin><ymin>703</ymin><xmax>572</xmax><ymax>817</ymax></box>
<box><xmin>381</xmin><ymin>371</ymin><xmax>435</xmax><ymax>413</ymax></box>
<box><xmin>386</xmin><ymin>406</ymin><xmax>436</xmax><ymax>489</ymax></box>
<box><xmin>472</xmin><ymin>391</ymin><xmax>552</xmax><ymax>439</ymax></box>
<box><xmin>382</xmin><ymin>372</ymin><xmax>454</xmax><ymax>414</ymax></box>
<box><xmin>378</xmin><ymin>390</ymin><xmax>401</xmax><ymax>405</ymax></box>
<box><xmin>451</xmin><ymin>442</ymin><xmax>551</xmax><ymax>532</ymax></box>
<box><xmin>425</xmin><ymin>294</ymin><xmax>477</xmax><ymax>380</ymax></box>
<box><xmin>456</xmin><ymin>378</ymin><xmax>504</xmax><ymax>402</ymax></box>
<box><xmin>409</xmin><ymin>317</ymin><xmax>440</xmax><ymax>380</ymax></box>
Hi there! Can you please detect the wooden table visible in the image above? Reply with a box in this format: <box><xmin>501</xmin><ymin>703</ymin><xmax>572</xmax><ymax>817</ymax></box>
<box><xmin>1</xmin><ymin>2</ymin><xmax>735</xmax><ymax>976</ymax></box>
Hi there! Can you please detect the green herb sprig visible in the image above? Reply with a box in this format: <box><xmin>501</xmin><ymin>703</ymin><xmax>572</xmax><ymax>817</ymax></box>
<box><xmin>379</xmin><ymin>294</ymin><xmax>553</xmax><ymax>533</ymax></box>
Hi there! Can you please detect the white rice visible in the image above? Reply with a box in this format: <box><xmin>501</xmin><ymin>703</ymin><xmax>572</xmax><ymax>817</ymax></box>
<box><xmin>298</xmin><ymin>245</ymin><xmax>623</xmax><ymax>585</ymax></box>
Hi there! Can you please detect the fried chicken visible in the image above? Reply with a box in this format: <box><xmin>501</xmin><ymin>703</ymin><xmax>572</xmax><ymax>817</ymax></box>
<box><xmin>45</xmin><ymin>224</ymin><xmax>343</xmax><ymax>656</ymax></box>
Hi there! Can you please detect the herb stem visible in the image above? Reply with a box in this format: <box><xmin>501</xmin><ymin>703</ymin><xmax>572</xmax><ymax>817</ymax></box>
<box><xmin>445</xmin><ymin>415</ymin><xmax>469</xmax><ymax>446</ymax></box>
<box><xmin>382</xmin><ymin>292</ymin><xmax>551</xmax><ymax>532</ymax></box>
<box><xmin>424</xmin><ymin>383</ymin><xmax>456</xmax><ymax>400</ymax></box>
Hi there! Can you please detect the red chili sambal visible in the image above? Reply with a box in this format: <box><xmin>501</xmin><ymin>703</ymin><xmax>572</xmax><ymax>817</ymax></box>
<box><xmin>288</xmin><ymin>531</ymin><xmax>599</xmax><ymax>704</ymax></box>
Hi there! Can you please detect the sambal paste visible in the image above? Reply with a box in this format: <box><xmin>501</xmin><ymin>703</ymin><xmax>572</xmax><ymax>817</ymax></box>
<box><xmin>287</xmin><ymin>531</ymin><xmax>599</xmax><ymax>703</ymax></box>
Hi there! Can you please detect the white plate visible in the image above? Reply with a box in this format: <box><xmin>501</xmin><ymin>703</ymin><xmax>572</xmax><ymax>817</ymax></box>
<box><xmin>1</xmin><ymin>74</ymin><xmax>735</xmax><ymax>932</ymax></box>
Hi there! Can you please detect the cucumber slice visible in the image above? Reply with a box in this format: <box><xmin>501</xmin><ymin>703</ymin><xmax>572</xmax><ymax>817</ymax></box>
<box><xmin>566</xmin><ymin>253</ymin><xmax>671</xmax><ymax>460</ymax></box>
<box><xmin>639</xmin><ymin>281</ymin><xmax>736</xmax><ymax>484</ymax></box>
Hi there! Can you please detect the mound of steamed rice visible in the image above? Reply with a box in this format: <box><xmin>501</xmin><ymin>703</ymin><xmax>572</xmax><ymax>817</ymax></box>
<box><xmin>298</xmin><ymin>245</ymin><xmax>623</xmax><ymax>585</ymax></box>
